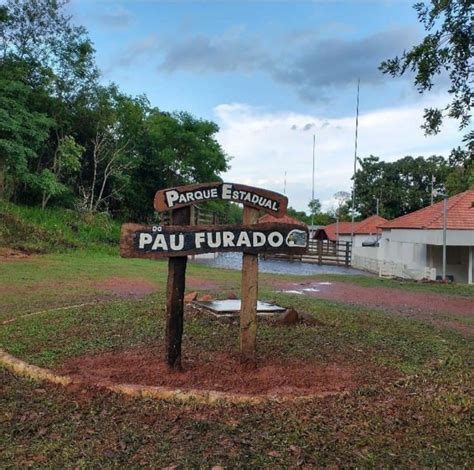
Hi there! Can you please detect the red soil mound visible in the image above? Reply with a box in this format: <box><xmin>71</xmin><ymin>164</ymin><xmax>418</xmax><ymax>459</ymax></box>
<box><xmin>57</xmin><ymin>348</ymin><xmax>359</xmax><ymax>397</ymax></box>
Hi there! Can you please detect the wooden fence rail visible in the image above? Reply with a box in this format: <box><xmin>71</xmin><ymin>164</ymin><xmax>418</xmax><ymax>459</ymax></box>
<box><xmin>160</xmin><ymin>205</ymin><xmax>219</xmax><ymax>226</ymax></box>
<box><xmin>262</xmin><ymin>239</ymin><xmax>352</xmax><ymax>267</ymax></box>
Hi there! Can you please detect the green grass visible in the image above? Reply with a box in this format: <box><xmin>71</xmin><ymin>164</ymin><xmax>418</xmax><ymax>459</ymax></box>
<box><xmin>0</xmin><ymin>244</ymin><xmax>473</xmax><ymax>467</ymax></box>
<box><xmin>2</xmin><ymin>289</ymin><xmax>470</xmax><ymax>376</ymax></box>
<box><xmin>0</xmin><ymin>201</ymin><xmax>121</xmax><ymax>254</ymax></box>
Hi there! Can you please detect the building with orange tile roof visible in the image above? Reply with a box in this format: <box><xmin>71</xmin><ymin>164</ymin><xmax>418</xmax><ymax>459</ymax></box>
<box><xmin>258</xmin><ymin>213</ymin><xmax>307</xmax><ymax>226</ymax></box>
<box><xmin>352</xmin><ymin>190</ymin><xmax>474</xmax><ymax>283</ymax></box>
<box><xmin>314</xmin><ymin>215</ymin><xmax>387</xmax><ymax>246</ymax></box>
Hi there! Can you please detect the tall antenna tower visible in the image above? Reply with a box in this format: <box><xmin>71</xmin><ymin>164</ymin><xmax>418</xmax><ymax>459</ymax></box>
<box><xmin>350</xmin><ymin>79</ymin><xmax>360</xmax><ymax>245</ymax></box>
<box><xmin>311</xmin><ymin>134</ymin><xmax>316</xmax><ymax>230</ymax></box>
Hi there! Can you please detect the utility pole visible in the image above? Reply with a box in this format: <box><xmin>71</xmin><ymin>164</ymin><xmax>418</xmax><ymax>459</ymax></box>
<box><xmin>350</xmin><ymin>79</ymin><xmax>360</xmax><ymax>245</ymax></box>
<box><xmin>442</xmin><ymin>196</ymin><xmax>448</xmax><ymax>280</ymax></box>
<box><xmin>376</xmin><ymin>197</ymin><xmax>379</xmax><ymax>217</ymax></box>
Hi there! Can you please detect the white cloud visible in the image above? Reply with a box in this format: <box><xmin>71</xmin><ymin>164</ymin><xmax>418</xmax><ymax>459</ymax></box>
<box><xmin>214</xmin><ymin>95</ymin><xmax>463</xmax><ymax>212</ymax></box>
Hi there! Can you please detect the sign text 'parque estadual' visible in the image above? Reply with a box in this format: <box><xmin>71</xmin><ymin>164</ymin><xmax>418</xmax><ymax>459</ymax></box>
<box><xmin>154</xmin><ymin>182</ymin><xmax>288</xmax><ymax>217</ymax></box>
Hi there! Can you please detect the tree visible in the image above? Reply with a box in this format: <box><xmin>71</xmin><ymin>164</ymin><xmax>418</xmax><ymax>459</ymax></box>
<box><xmin>380</xmin><ymin>0</ymin><xmax>473</xmax><ymax>143</ymax></box>
<box><xmin>0</xmin><ymin>60</ymin><xmax>54</xmax><ymax>200</ymax></box>
<box><xmin>126</xmin><ymin>110</ymin><xmax>229</xmax><ymax>220</ymax></box>
<box><xmin>77</xmin><ymin>85</ymin><xmax>139</xmax><ymax>212</ymax></box>
<box><xmin>30</xmin><ymin>135</ymin><xmax>83</xmax><ymax>209</ymax></box>
<box><xmin>287</xmin><ymin>206</ymin><xmax>310</xmax><ymax>224</ymax></box>
<box><xmin>445</xmin><ymin>146</ymin><xmax>474</xmax><ymax>194</ymax></box>
<box><xmin>333</xmin><ymin>191</ymin><xmax>351</xmax><ymax>221</ymax></box>
<box><xmin>353</xmin><ymin>155</ymin><xmax>451</xmax><ymax>219</ymax></box>
<box><xmin>0</xmin><ymin>0</ymin><xmax>98</xmax><ymax>101</ymax></box>
<box><xmin>308</xmin><ymin>198</ymin><xmax>322</xmax><ymax>217</ymax></box>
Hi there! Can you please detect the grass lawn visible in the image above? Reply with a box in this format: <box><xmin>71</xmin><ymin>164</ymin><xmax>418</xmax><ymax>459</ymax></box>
<box><xmin>1</xmin><ymin>251</ymin><xmax>473</xmax><ymax>468</ymax></box>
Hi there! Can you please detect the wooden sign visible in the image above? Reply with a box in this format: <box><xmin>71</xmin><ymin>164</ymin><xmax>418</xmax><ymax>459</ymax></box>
<box><xmin>120</xmin><ymin>182</ymin><xmax>307</xmax><ymax>369</ymax></box>
<box><xmin>120</xmin><ymin>222</ymin><xmax>308</xmax><ymax>259</ymax></box>
<box><xmin>154</xmin><ymin>182</ymin><xmax>288</xmax><ymax>217</ymax></box>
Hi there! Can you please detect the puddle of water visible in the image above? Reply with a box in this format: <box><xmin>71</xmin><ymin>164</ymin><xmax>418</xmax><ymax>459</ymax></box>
<box><xmin>302</xmin><ymin>288</ymin><xmax>320</xmax><ymax>292</ymax></box>
<box><xmin>317</xmin><ymin>282</ymin><xmax>333</xmax><ymax>286</ymax></box>
<box><xmin>281</xmin><ymin>290</ymin><xmax>304</xmax><ymax>295</ymax></box>
<box><xmin>191</xmin><ymin>252</ymin><xmax>368</xmax><ymax>276</ymax></box>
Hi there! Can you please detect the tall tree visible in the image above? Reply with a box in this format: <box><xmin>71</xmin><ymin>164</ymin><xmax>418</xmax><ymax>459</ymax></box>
<box><xmin>0</xmin><ymin>60</ymin><xmax>54</xmax><ymax>200</ymax></box>
<box><xmin>126</xmin><ymin>111</ymin><xmax>229</xmax><ymax>220</ymax></box>
<box><xmin>354</xmin><ymin>155</ymin><xmax>450</xmax><ymax>219</ymax></box>
<box><xmin>0</xmin><ymin>0</ymin><xmax>98</xmax><ymax>101</ymax></box>
<box><xmin>380</xmin><ymin>0</ymin><xmax>473</xmax><ymax>145</ymax></box>
<box><xmin>445</xmin><ymin>146</ymin><xmax>474</xmax><ymax>194</ymax></box>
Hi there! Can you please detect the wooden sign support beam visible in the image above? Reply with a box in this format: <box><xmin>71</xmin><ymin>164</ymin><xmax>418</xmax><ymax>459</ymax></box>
<box><xmin>240</xmin><ymin>206</ymin><xmax>259</xmax><ymax>364</ymax></box>
<box><xmin>165</xmin><ymin>206</ymin><xmax>190</xmax><ymax>370</ymax></box>
<box><xmin>120</xmin><ymin>181</ymin><xmax>308</xmax><ymax>370</ymax></box>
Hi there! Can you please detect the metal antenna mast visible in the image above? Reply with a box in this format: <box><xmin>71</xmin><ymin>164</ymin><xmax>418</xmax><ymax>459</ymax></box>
<box><xmin>311</xmin><ymin>134</ymin><xmax>316</xmax><ymax>230</ymax></box>
<box><xmin>350</xmin><ymin>79</ymin><xmax>360</xmax><ymax>245</ymax></box>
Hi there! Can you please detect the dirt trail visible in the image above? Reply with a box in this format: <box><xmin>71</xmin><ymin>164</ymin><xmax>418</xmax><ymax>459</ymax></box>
<box><xmin>272</xmin><ymin>280</ymin><xmax>474</xmax><ymax>335</ymax></box>
<box><xmin>95</xmin><ymin>277</ymin><xmax>157</xmax><ymax>298</ymax></box>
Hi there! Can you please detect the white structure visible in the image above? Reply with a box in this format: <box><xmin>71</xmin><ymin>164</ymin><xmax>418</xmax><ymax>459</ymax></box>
<box><xmin>352</xmin><ymin>190</ymin><xmax>474</xmax><ymax>284</ymax></box>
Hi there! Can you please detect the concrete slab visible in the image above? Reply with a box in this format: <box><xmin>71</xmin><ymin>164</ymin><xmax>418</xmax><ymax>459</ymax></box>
<box><xmin>193</xmin><ymin>299</ymin><xmax>285</xmax><ymax>317</ymax></box>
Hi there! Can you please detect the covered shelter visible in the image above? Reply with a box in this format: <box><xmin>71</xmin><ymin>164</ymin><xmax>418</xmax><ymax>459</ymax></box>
<box><xmin>313</xmin><ymin>221</ymin><xmax>356</xmax><ymax>242</ymax></box>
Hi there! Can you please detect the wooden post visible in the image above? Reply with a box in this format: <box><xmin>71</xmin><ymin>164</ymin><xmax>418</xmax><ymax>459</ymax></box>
<box><xmin>345</xmin><ymin>242</ymin><xmax>350</xmax><ymax>267</ymax></box>
<box><xmin>165</xmin><ymin>206</ymin><xmax>190</xmax><ymax>370</ymax></box>
<box><xmin>318</xmin><ymin>240</ymin><xmax>323</xmax><ymax>265</ymax></box>
<box><xmin>240</xmin><ymin>207</ymin><xmax>259</xmax><ymax>364</ymax></box>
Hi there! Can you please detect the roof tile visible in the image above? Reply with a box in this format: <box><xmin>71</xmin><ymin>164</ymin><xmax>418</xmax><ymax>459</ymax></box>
<box><xmin>380</xmin><ymin>189</ymin><xmax>474</xmax><ymax>230</ymax></box>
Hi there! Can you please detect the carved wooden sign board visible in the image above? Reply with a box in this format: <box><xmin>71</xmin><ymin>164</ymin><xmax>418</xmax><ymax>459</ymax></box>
<box><xmin>154</xmin><ymin>182</ymin><xmax>288</xmax><ymax>217</ymax></box>
<box><xmin>121</xmin><ymin>223</ymin><xmax>308</xmax><ymax>258</ymax></box>
<box><xmin>120</xmin><ymin>182</ymin><xmax>308</xmax><ymax>368</ymax></box>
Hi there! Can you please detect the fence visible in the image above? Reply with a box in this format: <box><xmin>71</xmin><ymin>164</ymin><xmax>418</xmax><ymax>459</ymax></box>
<box><xmin>263</xmin><ymin>240</ymin><xmax>352</xmax><ymax>267</ymax></box>
<box><xmin>305</xmin><ymin>240</ymin><xmax>352</xmax><ymax>267</ymax></box>
<box><xmin>160</xmin><ymin>205</ymin><xmax>219</xmax><ymax>226</ymax></box>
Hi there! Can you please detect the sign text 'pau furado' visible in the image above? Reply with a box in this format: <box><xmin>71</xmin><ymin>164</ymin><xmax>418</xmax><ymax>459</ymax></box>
<box><xmin>120</xmin><ymin>223</ymin><xmax>307</xmax><ymax>258</ymax></box>
<box><xmin>154</xmin><ymin>182</ymin><xmax>288</xmax><ymax>217</ymax></box>
<box><xmin>120</xmin><ymin>182</ymin><xmax>308</xmax><ymax>369</ymax></box>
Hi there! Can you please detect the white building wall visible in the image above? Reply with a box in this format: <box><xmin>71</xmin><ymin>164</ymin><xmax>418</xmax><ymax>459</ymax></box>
<box><xmin>350</xmin><ymin>227</ymin><xmax>474</xmax><ymax>283</ymax></box>
<box><xmin>352</xmin><ymin>245</ymin><xmax>382</xmax><ymax>274</ymax></box>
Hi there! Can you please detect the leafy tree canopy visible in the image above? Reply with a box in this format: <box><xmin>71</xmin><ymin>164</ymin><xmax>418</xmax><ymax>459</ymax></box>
<box><xmin>354</xmin><ymin>154</ymin><xmax>454</xmax><ymax>219</ymax></box>
<box><xmin>380</xmin><ymin>0</ymin><xmax>473</xmax><ymax>145</ymax></box>
<box><xmin>0</xmin><ymin>59</ymin><xmax>54</xmax><ymax>198</ymax></box>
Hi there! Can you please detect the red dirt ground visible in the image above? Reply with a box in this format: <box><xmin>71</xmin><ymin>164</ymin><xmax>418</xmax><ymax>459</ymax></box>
<box><xmin>272</xmin><ymin>280</ymin><xmax>474</xmax><ymax>335</ymax></box>
<box><xmin>95</xmin><ymin>277</ymin><xmax>157</xmax><ymax>298</ymax></box>
<box><xmin>95</xmin><ymin>276</ymin><xmax>220</xmax><ymax>299</ymax></box>
<box><xmin>186</xmin><ymin>276</ymin><xmax>221</xmax><ymax>291</ymax></box>
<box><xmin>57</xmin><ymin>347</ymin><xmax>361</xmax><ymax>397</ymax></box>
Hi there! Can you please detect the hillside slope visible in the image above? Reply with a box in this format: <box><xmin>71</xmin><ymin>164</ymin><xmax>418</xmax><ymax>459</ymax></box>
<box><xmin>0</xmin><ymin>202</ymin><xmax>121</xmax><ymax>254</ymax></box>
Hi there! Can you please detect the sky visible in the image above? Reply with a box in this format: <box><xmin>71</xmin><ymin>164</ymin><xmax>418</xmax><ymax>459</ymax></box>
<box><xmin>68</xmin><ymin>0</ymin><xmax>466</xmax><ymax>212</ymax></box>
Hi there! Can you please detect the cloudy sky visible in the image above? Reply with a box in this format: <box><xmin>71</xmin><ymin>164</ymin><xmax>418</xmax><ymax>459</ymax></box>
<box><xmin>69</xmin><ymin>0</ymin><xmax>464</xmax><ymax>212</ymax></box>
